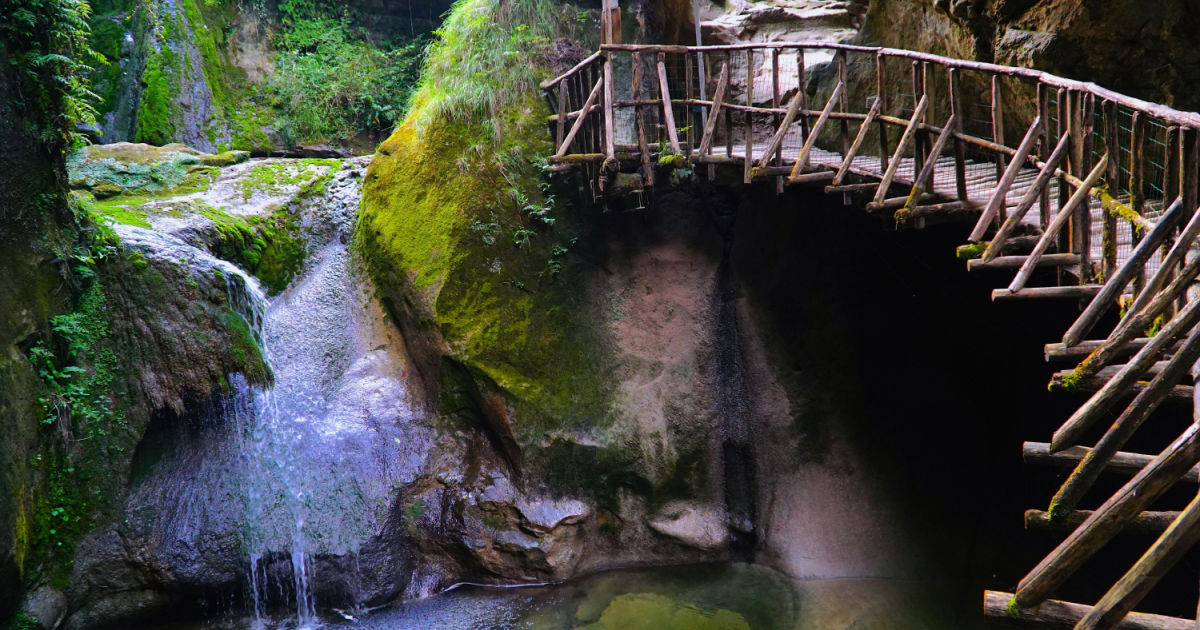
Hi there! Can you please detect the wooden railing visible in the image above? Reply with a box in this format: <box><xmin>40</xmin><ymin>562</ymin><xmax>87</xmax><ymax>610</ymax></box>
<box><xmin>545</xmin><ymin>43</ymin><xmax>1200</xmax><ymax>630</ymax></box>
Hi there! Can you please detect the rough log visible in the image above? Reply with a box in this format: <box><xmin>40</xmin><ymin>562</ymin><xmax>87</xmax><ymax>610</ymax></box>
<box><xmin>980</xmin><ymin>132</ymin><xmax>1071</xmax><ymax>263</ymax></box>
<box><xmin>1024</xmin><ymin>510</ymin><xmax>1182</xmax><ymax>536</ymax></box>
<box><xmin>697</xmin><ymin>63</ymin><xmax>730</xmax><ymax>156</ymax></box>
<box><xmin>1051</xmin><ymin>295</ymin><xmax>1200</xmax><ymax>452</ymax></box>
<box><xmin>969</xmin><ymin>116</ymin><xmax>1043</xmax><ymax>242</ymax></box>
<box><xmin>984</xmin><ymin>591</ymin><xmax>1192</xmax><ymax>630</ymax></box>
<box><xmin>993</xmin><ymin>286</ymin><xmax>1103</xmax><ymax>301</ymax></box>
<box><xmin>872</xmin><ymin>95</ymin><xmax>930</xmax><ymax>204</ymax></box>
<box><xmin>1047</xmin><ymin>325</ymin><xmax>1200</xmax><ymax>516</ymax></box>
<box><xmin>1061</xmin><ymin>197</ymin><xmax>1186</xmax><ymax>347</ymax></box>
<box><xmin>1043</xmin><ymin>338</ymin><xmax>1159</xmax><ymax>362</ymax></box>
<box><xmin>1022</xmin><ymin>442</ymin><xmax>1200</xmax><ymax>483</ymax></box>
<box><xmin>968</xmin><ymin>254</ymin><xmax>1079</xmax><ymax>271</ymax></box>
<box><xmin>1009</xmin><ymin>154</ymin><xmax>1109</xmax><ymax>293</ymax></box>
<box><xmin>789</xmin><ymin>81</ymin><xmax>845</xmax><ymax>180</ymax></box>
<box><xmin>1075</xmin><ymin>494</ymin><xmax>1200</xmax><ymax>629</ymax></box>
<box><xmin>1012</xmin><ymin>424</ymin><xmax>1200</xmax><ymax>609</ymax></box>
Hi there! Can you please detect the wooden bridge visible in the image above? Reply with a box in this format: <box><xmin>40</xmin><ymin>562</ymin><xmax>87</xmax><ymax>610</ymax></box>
<box><xmin>542</xmin><ymin>42</ymin><xmax>1200</xmax><ymax>630</ymax></box>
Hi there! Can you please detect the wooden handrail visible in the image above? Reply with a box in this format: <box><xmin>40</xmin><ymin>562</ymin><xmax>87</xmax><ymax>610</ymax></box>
<box><xmin>542</xmin><ymin>43</ymin><xmax>1200</xmax><ymax>130</ymax></box>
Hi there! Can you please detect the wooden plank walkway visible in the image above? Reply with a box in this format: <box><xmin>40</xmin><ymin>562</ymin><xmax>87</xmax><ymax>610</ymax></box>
<box><xmin>544</xmin><ymin>42</ymin><xmax>1200</xmax><ymax>630</ymax></box>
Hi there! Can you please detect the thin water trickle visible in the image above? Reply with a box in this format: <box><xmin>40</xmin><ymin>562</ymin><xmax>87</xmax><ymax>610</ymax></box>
<box><xmin>112</xmin><ymin>162</ymin><xmax>428</xmax><ymax>627</ymax></box>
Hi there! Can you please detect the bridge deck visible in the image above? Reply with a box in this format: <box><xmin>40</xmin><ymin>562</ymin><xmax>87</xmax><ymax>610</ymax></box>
<box><xmin>545</xmin><ymin>42</ymin><xmax>1200</xmax><ymax>630</ymax></box>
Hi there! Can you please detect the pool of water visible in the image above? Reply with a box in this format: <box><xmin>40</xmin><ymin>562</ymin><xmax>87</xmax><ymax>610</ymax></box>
<box><xmin>163</xmin><ymin>563</ymin><xmax>947</xmax><ymax>630</ymax></box>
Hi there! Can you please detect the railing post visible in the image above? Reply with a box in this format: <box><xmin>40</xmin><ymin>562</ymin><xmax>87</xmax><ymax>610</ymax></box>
<box><xmin>1102</xmin><ymin>100</ymin><xmax>1120</xmax><ymax>281</ymax></box>
<box><xmin>684</xmin><ymin>52</ymin><xmax>695</xmax><ymax>155</ymax></box>
<box><xmin>949</xmin><ymin>68</ymin><xmax>967</xmax><ymax>201</ymax></box>
<box><xmin>875</xmin><ymin>51</ymin><xmax>889</xmax><ymax>173</ymax></box>
<box><xmin>1076</xmin><ymin>92</ymin><xmax>1095</xmax><ymax>283</ymax></box>
<box><xmin>1057</xmin><ymin>88</ymin><xmax>1072</xmax><ymax>262</ymax></box>
<box><xmin>1163</xmin><ymin>125</ymin><xmax>1180</xmax><ymax>319</ymax></box>
<box><xmin>1037</xmin><ymin>82</ymin><xmax>1052</xmax><ymax>228</ymax></box>
<box><xmin>1129</xmin><ymin>111</ymin><xmax>1146</xmax><ymax>297</ymax></box>
<box><xmin>798</xmin><ymin>48</ymin><xmax>810</xmax><ymax>143</ymax></box>
<box><xmin>992</xmin><ymin>74</ymin><xmax>1007</xmax><ymax>178</ymax></box>
<box><xmin>837</xmin><ymin>52</ymin><xmax>850</xmax><ymax>157</ymax></box>
<box><xmin>631</xmin><ymin>51</ymin><xmax>653</xmax><ymax>187</ymax></box>
<box><xmin>1181</xmin><ymin>128</ymin><xmax>1199</xmax><ymax>315</ymax></box>
<box><xmin>603</xmin><ymin>55</ymin><xmax>616</xmax><ymax>162</ymax></box>
<box><xmin>744</xmin><ymin>48</ymin><xmax>754</xmax><ymax>183</ymax></box>
<box><xmin>912</xmin><ymin>61</ymin><xmax>926</xmax><ymax>176</ymax></box>
<box><xmin>771</xmin><ymin>48</ymin><xmax>783</xmax><ymax>193</ymax></box>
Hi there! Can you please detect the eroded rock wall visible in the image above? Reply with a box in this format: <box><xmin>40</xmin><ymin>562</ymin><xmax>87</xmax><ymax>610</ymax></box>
<box><xmin>859</xmin><ymin>0</ymin><xmax>1200</xmax><ymax>110</ymax></box>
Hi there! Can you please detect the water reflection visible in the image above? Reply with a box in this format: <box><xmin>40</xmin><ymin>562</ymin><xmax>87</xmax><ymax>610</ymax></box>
<box><xmin>159</xmin><ymin>563</ymin><xmax>946</xmax><ymax>630</ymax></box>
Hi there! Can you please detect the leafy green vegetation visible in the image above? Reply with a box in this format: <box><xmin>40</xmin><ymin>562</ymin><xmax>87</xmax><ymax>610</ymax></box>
<box><xmin>264</xmin><ymin>17</ymin><xmax>427</xmax><ymax>145</ymax></box>
<box><xmin>410</xmin><ymin>0</ymin><xmax>586</xmax><ymax>130</ymax></box>
<box><xmin>1</xmin><ymin>0</ymin><xmax>102</xmax><ymax>148</ymax></box>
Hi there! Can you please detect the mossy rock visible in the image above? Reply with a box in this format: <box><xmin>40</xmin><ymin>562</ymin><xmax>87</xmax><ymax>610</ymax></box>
<box><xmin>92</xmin><ymin>182</ymin><xmax>123</xmax><ymax>199</ymax></box>
<box><xmin>202</xmin><ymin>150</ymin><xmax>250</xmax><ymax>167</ymax></box>
<box><xmin>358</xmin><ymin>94</ymin><xmax>622</xmax><ymax>476</ymax></box>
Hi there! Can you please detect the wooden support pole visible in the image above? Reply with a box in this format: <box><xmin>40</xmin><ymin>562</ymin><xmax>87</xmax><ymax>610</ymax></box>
<box><xmin>981</xmin><ymin>132</ymin><xmax>1072</xmax><ymax>262</ymax></box>
<box><xmin>1026</xmin><ymin>510</ymin><xmax>1183</xmax><ymax>536</ymax></box>
<box><xmin>968</xmin><ymin>117</ymin><xmax>1043</xmax><ymax>242</ymax></box>
<box><xmin>1038</xmin><ymin>83</ymin><xmax>1053</xmax><ymax>227</ymax></box>
<box><xmin>1076</xmin><ymin>101</ymin><xmax>1096</xmax><ymax>275</ymax></box>
<box><xmin>1075</xmin><ymin>493</ymin><xmax>1200</xmax><ymax>630</ymax></box>
<box><xmin>992</xmin><ymin>285</ymin><xmax>1103</xmax><ymax>301</ymax></box>
<box><xmin>949</xmin><ymin>68</ymin><xmax>968</xmax><ymax>201</ymax></box>
<box><xmin>1045</xmin><ymin>338</ymin><xmax>1160</xmax><ymax>362</ymax></box>
<box><xmin>903</xmin><ymin>113</ymin><xmax>958</xmax><ymax>211</ymax></box>
<box><xmin>985</xmin><ymin>591</ymin><xmax>1193</xmax><ymax>630</ymax></box>
<box><xmin>832</xmin><ymin>98</ymin><xmax>882</xmax><ymax>186</ymax></box>
<box><xmin>657</xmin><ymin>54</ymin><xmax>682</xmax><ymax>156</ymax></box>
<box><xmin>685</xmin><ymin>52</ymin><xmax>695</xmax><ymax>154</ymax></box>
<box><xmin>969</xmin><ymin>254</ymin><xmax>1079</xmax><ymax>271</ymax></box>
<box><xmin>1126</xmin><ymin>198</ymin><xmax>1200</xmax><ymax>317</ymax></box>
<box><xmin>797</xmin><ymin>49</ymin><xmax>809</xmax><ymax>143</ymax></box>
<box><xmin>1062</xmin><ymin>197</ymin><xmax>1187</xmax><ymax>347</ymax></box>
<box><xmin>1077</xmin><ymin>248</ymin><xmax>1200</xmax><ymax>380</ymax></box>
<box><xmin>1130</xmin><ymin>112</ymin><xmax>1146</xmax><ymax>296</ymax></box>
<box><xmin>1049</xmin><ymin>322</ymin><xmax>1200</xmax><ymax>517</ymax></box>
<box><xmin>743</xmin><ymin>49</ymin><xmax>754</xmax><ymax>184</ymax></box>
<box><xmin>872</xmin><ymin>94</ymin><xmax>930</xmax><ymax>204</ymax></box>
<box><xmin>1024</xmin><ymin>442</ymin><xmax>1200</xmax><ymax>484</ymax></box>
<box><xmin>837</xmin><ymin>52</ymin><xmax>850</xmax><ymax>157</ymax></box>
<box><xmin>756</xmin><ymin>85</ymin><xmax>806</xmax><ymax>169</ymax></box>
<box><xmin>1103</xmin><ymin>100</ymin><xmax>1121</xmax><ymax>281</ymax></box>
<box><xmin>771</xmin><ymin>48</ymin><xmax>782</xmax><ymax>192</ymax></box>
<box><xmin>697</xmin><ymin>63</ymin><xmax>729</xmax><ymax>156</ymax></box>
<box><xmin>1057</xmin><ymin>88</ymin><xmax>1072</xmax><ymax>259</ymax></box>
<box><xmin>631</xmin><ymin>53</ymin><xmax>654</xmax><ymax>187</ymax></box>
<box><xmin>875</xmin><ymin>51</ymin><xmax>889</xmax><ymax>173</ymax></box>
<box><xmin>1012</xmin><ymin>423</ymin><xmax>1200</xmax><ymax>609</ymax></box>
<box><xmin>911</xmin><ymin>61</ymin><xmax>926</xmax><ymax>176</ymax></box>
<box><xmin>556</xmin><ymin>77</ymin><xmax>605</xmax><ymax>157</ymax></box>
<box><xmin>1009</xmin><ymin>154</ymin><xmax>1109</xmax><ymax>293</ymax></box>
<box><xmin>603</xmin><ymin>57</ymin><xmax>616</xmax><ymax>161</ymax></box>
<box><xmin>1053</xmin><ymin>275</ymin><xmax>1200</xmax><ymax>452</ymax></box>
<box><xmin>555</xmin><ymin>86</ymin><xmax>567</xmax><ymax>150</ymax></box>
<box><xmin>992</xmin><ymin>74</ymin><xmax>1007</xmax><ymax>177</ymax></box>
<box><xmin>789</xmin><ymin>81</ymin><xmax>845</xmax><ymax>181</ymax></box>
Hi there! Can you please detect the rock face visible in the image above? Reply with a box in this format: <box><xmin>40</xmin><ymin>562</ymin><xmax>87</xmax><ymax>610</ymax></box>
<box><xmin>88</xmin><ymin>0</ymin><xmax>454</xmax><ymax>153</ymax></box>
<box><xmin>858</xmin><ymin>0</ymin><xmax>1200</xmax><ymax>110</ymax></box>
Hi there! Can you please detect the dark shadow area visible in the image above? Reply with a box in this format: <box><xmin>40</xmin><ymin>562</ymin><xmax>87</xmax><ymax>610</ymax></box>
<box><xmin>721</xmin><ymin>181</ymin><xmax>1198</xmax><ymax>627</ymax></box>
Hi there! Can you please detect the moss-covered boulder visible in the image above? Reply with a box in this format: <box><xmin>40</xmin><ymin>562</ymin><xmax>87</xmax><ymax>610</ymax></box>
<box><xmin>357</xmin><ymin>0</ymin><xmax>737</xmax><ymax>583</ymax></box>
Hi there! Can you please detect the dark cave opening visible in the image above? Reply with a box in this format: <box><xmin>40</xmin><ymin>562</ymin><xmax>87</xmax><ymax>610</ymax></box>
<box><xmin>717</xmin><ymin>181</ymin><xmax>1199</xmax><ymax>626</ymax></box>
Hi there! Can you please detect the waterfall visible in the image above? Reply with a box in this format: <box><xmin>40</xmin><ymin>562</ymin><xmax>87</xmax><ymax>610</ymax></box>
<box><xmin>110</xmin><ymin>160</ymin><xmax>430</xmax><ymax>627</ymax></box>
